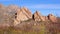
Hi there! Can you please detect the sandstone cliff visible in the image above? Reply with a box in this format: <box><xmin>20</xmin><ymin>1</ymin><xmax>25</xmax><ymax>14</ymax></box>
<box><xmin>14</xmin><ymin>7</ymin><xmax>32</xmax><ymax>25</ymax></box>
<box><xmin>0</xmin><ymin>4</ymin><xmax>57</xmax><ymax>26</ymax></box>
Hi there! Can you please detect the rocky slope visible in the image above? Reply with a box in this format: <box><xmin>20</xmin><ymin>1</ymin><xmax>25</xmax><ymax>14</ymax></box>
<box><xmin>0</xmin><ymin>4</ymin><xmax>59</xmax><ymax>34</ymax></box>
<box><xmin>0</xmin><ymin>4</ymin><xmax>58</xmax><ymax>27</ymax></box>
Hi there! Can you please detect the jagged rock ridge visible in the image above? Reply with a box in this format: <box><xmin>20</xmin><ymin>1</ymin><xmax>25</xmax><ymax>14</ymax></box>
<box><xmin>0</xmin><ymin>4</ymin><xmax>57</xmax><ymax>27</ymax></box>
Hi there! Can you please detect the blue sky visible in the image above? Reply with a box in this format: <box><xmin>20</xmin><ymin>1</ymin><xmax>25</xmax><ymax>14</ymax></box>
<box><xmin>0</xmin><ymin>0</ymin><xmax>60</xmax><ymax>16</ymax></box>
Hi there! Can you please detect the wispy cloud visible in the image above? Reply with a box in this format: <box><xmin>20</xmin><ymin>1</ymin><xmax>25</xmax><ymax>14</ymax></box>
<box><xmin>25</xmin><ymin>4</ymin><xmax>60</xmax><ymax>9</ymax></box>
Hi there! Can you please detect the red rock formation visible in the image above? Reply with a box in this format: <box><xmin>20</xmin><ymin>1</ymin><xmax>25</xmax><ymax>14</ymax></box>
<box><xmin>33</xmin><ymin>11</ymin><xmax>41</xmax><ymax>21</ymax></box>
<box><xmin>33</xmin><ymin>11</ymin><xmax>47</xmax><ymax>21</ymax></box>
<box><xmin>14</xmin><ymin>7</ymin><xmax>32</xmax><ymax>25</ymax></box>
<box><xmin>0</xmin><ymin>4</ymin><xmax>58</xmax><ymax>26</ymax></box>
<box><xmin>48</xmin><ymin>14</ymin><xmax>57</xmax><ymax>22</ymax></box>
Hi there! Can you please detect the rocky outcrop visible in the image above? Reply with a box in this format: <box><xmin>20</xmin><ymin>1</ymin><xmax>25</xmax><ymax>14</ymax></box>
<box><xmin>33</xmin><ymin>11</ymin><xmax>57</xmax><ymax>22</ymax></box>
<box><xmin>33</xmin><ymin>11</ymin><xmax>41</xmax><ymax>21</ymax></box>
<box><xmin>48</xmin><ymin>14</ymin><xmax>57</xmax><ymax>22</ymax></box>
<box><xmin>14</xmin><ymin>7</ymin><xmax>32</xmax><ymax>25</ymax></box>
<box><xmin>0</xmin><ymin>4</ymin><xmax>58</xmax><ymax>26</ymax></box>
<box><xmin>33</xmin><ymin>11</ymin><xmax>47</xmax><ymax>21</ymax></box>
<box><xmin>20</xmin><ymin>7</ymin><xmax>32</xmax><ymax>21</ymax></box>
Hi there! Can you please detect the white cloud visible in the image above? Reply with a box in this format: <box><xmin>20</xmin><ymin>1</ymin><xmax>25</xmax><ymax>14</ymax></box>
<box><xmin>26</xmin><ymin>4</ymin><xmax>60</xmax><ymax>9</ymax></box>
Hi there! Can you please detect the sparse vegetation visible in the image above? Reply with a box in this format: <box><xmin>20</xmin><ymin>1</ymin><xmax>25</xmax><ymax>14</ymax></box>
<box><xmin>0</xmin><ymin>21</ymin><xmax>47</xmax><ymax>34</ymax></box>
<box><xmin>0</xmin><ymin>4</ymin><xmax>60</xmax><ymax>34</ymax></box>
<box><xmin>0</xmin><ymin>18</ymin><xmax>59</xmax><ymax>34</ymax></box>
